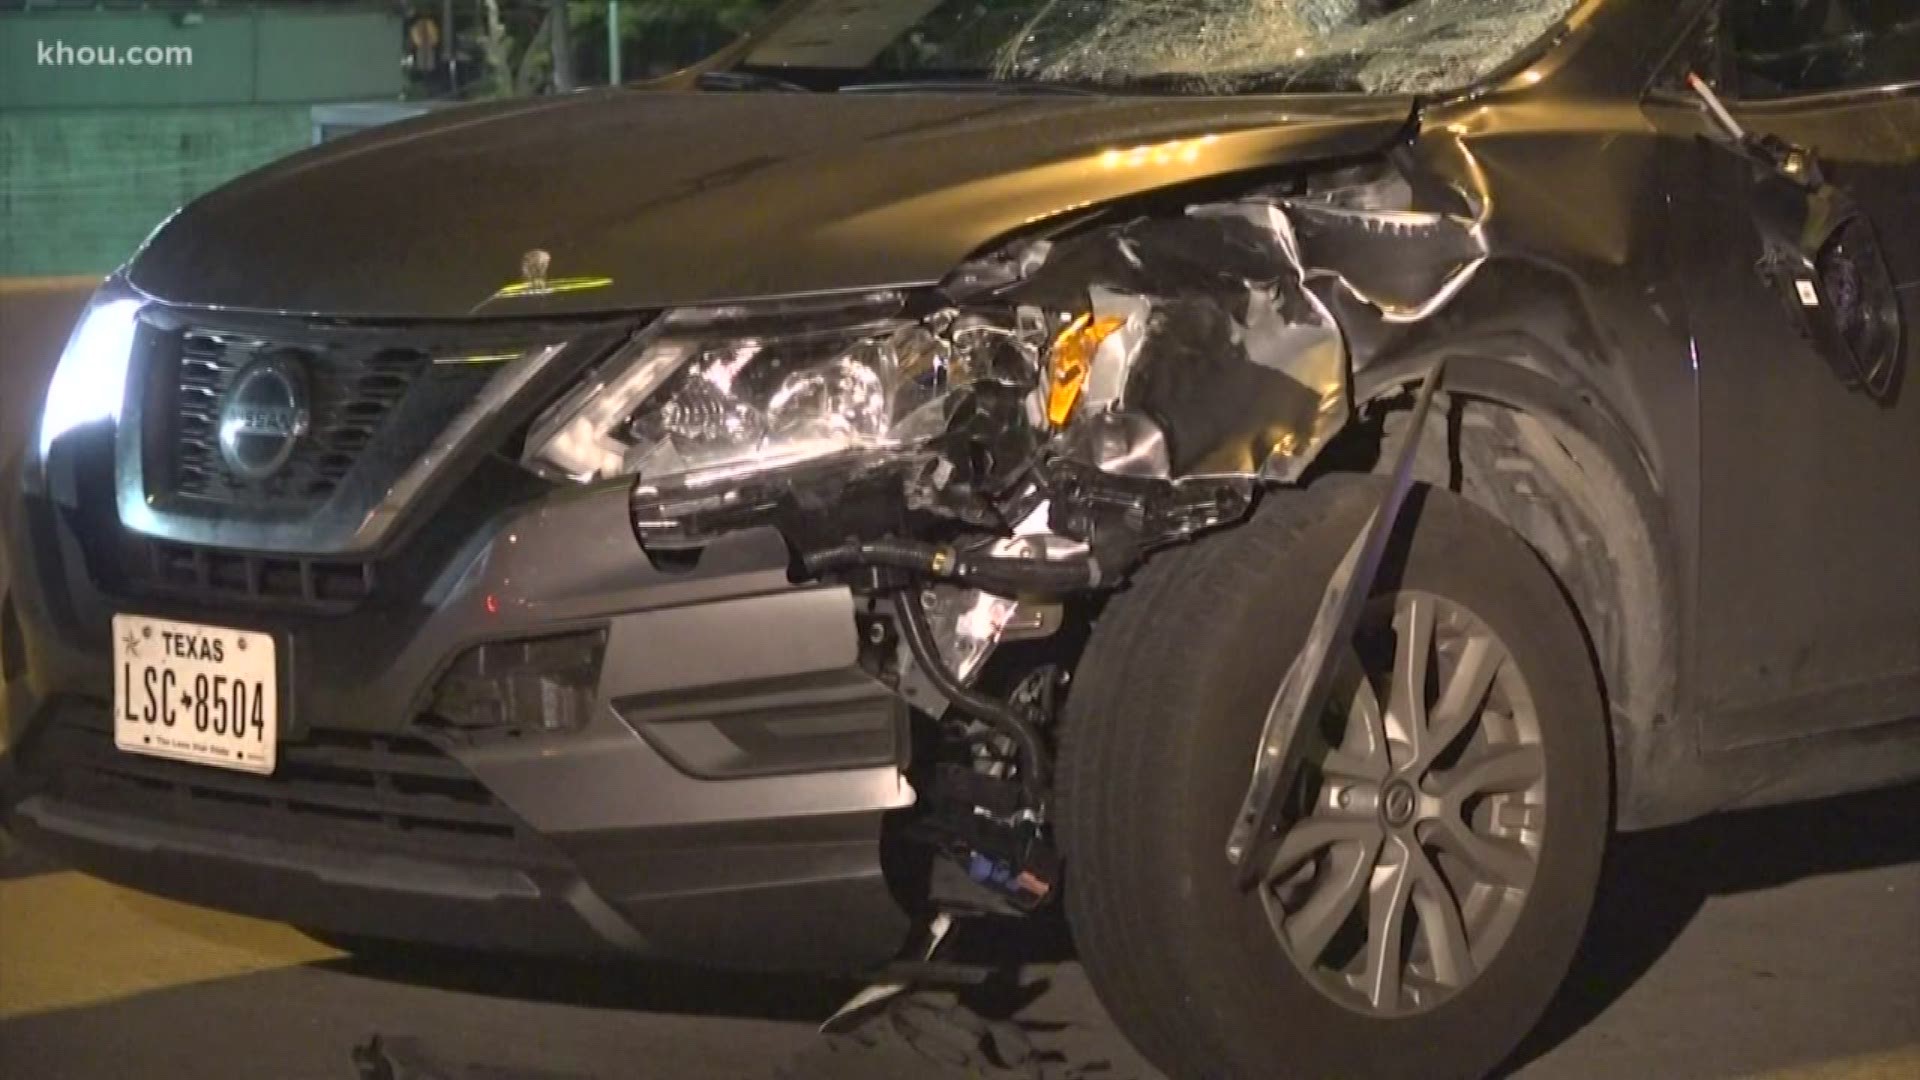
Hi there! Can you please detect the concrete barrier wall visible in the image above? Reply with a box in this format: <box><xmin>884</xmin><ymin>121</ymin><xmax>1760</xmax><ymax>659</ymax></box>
<box><xmin>1</xmin><ymin>4</ymin><xmax>404</xmax><ymax>109</ymax></box>
<box><xmin>0</xmin><ymin>276</ymin><xmax>93</xmax><ymax>463</ymax></box>
<box><xmin>1</xmin><ymin>106</ymin><xmax>312</xmax><ymax>276</ymax></box>
<box><xmin>0</xmin><ymin>277</ymin><xmax>94</xmax><ymax>690</ymax></box>
<box><xmin>0</xmin><ymin>3</ymin><xmax>403</xmax><ymax>276</ymax></box>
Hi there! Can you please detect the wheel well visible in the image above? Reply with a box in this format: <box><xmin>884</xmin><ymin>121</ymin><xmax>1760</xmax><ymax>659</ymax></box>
<box><xmin>1307</xmin><ymin>378</ymin><xmax>1683</xmax><ymax>827</ymax></box>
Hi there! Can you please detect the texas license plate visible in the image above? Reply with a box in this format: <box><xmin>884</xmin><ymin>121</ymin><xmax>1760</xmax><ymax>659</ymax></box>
<box><xmin>113</xmin><ymin>614</ymin><xmax>278</xmax><ymax>774</ymax></box>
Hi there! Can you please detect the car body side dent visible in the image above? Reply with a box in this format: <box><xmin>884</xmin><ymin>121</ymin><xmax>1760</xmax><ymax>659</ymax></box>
<box><xmin>1016</xmin><ymin>5</ymin><xmax>1715</xmax><ymax>823</ymax></box>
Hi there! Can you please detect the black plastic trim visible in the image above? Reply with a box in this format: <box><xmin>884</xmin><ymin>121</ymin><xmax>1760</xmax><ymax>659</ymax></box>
<box><xmin>7</xmin><ymin>795</ymin><xmax>630</xmax><ymax>958</ymax></box>
<box><xmin>618</xmin><ymin>668</ymin><xmax>902</xmax><ymax>780</ymax></box>
<box><xmin>1</xmin><ymin>590</ymin><xmax>21</xmax><ymax>684</ymax></box>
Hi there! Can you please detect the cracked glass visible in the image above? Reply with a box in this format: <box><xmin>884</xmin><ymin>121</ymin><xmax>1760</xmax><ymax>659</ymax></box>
<box><xmin>741</xmin><ymin>0</ymin><xmax>1584</xmax><ymax>95</ymax></box>
<box><xmin>997</xmin><ymin>0</ymin><xmax>1586</xmax><ymax>93</ymax></box>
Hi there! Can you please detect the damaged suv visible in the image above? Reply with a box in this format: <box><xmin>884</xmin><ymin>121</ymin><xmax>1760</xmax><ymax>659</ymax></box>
<box><xmin>5</xmin><ymin>0</ymin><xmax>1919</xmax><ymax>1076</ymax></box>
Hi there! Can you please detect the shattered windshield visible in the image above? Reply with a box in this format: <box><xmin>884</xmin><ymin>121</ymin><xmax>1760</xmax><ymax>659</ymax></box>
<box><xmin>738</xmin><ymin>0</ymin><xmax>1587</xmax><ymax>95</ymax></box>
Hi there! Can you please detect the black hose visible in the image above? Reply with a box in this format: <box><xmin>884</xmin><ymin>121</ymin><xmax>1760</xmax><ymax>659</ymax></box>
<box><xmin>802</xmin><ymin>538</ymin><xmax>937</xmax><ymax>576</ymax></box>
<box><xmin>893</xmin><ymin>586</ymin><xmax>1052</xmax><ymax>813</ymax></box>
<box><xmin>804</xmin><ymin>539</ymin><xmax>1102</xmax><ymax>597</ymax></box>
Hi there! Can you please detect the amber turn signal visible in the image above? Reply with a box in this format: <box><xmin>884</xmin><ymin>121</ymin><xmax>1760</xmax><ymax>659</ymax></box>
<box><xmin>1046</xmin><ymin>314</ymin><xmax>1127</xmax><ymax>427</ymax></box>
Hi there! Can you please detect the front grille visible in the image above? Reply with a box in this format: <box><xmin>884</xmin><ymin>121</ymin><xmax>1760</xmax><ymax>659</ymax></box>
<box><xmin>25</xmin><ymin>706</ymin><xmax>565</xmax><ymax>871</ymax></box>
<box><xmin>172</xmin><ymin>329</ymin><xmax>429</xmax><ymax>506</ymax></box>
<box><xmin>129</xmin><ymin>539</ymin><xmax>375</xmax><ymax>613</ymax></box>
<box><xmin>119</xmin><ymin>308</ymin><xmax>630</xmax><ymax>559</ymax></box>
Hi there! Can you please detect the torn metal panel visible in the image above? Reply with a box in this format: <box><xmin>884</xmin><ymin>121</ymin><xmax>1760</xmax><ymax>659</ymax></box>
<box><xmin>1281</xmin><ymin>201</ymin><xmax>1491</xmax><ymax>323</ymax></box>
<box><xmin>1019</xmin><ymin>208</ymin><xmax>1347</xmax><ymax>483</ymax></box>
<box><xmin>625</xmin><ymin>176</ymin><xmax>1497</xmax><ymax>552</ymax></box>
<box><xmin>1025</xmin><ymin>187</ymin><xmax>1488</xmax><ymax>486</ymax></box>
<box><xmin>1059</xmin><ymin>409</ymin><xmax>1173</xmax><ymax>478</ymax></box>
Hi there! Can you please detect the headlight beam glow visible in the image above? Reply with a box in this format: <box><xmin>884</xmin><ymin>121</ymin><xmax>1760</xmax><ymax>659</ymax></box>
<box><xmin>37</xmin><ymin>297</ymin><xmax>143</xmax><ymax>462</ymax></box>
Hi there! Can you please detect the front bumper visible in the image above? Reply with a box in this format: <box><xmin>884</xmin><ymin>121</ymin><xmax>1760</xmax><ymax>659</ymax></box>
<box><xmin>1</xmin><ymin>453</ymin><xmax>916</xmax><ymax>972</ymax></box>
<box><xmin>6</xmin><ymin>712</ymin><xmax>635</xmax><ymax>958</ymax></box>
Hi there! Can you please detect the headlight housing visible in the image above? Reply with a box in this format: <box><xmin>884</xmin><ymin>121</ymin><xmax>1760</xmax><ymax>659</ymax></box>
<box><xmin>27</xmin><ymin>279</ymin><xmax>143</xmax><ymax>493</ymax></box>
<box><xmin>524</xmin><ymin>301</ymin><xmax>993</xmax><ymax>492</ymax></box>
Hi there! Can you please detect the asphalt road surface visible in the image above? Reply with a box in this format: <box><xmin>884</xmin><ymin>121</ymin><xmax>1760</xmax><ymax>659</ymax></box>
<box><xmin>1</xmin><ymin>786</ymin><xmax>1915</xmax><ymax>1079</ymax></box>
<box><xmin>2</xmin><ymin>281</ymin><xmax>1917</xmax><ymax>1077</ymax></box>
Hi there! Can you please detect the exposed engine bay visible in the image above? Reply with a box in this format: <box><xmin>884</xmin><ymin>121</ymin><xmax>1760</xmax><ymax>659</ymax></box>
<box><xmin>499</xmin><ymin>64</ymin><xmax>1891</xmax><ymax>918</ymax></box>
<box><xmin>592</xmin><ymin>156</ymin><xmax>1491</xmax><ymax>917</ymax></box>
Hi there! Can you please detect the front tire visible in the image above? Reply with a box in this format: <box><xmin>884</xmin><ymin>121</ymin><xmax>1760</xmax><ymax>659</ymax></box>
<box><xmin>1061</xmin><ymin>480</ymin><xmax>1609</xmax><ymax>1080</ymax></box>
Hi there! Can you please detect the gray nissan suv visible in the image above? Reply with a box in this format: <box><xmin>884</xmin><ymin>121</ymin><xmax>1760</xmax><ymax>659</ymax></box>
<box><xmin>5</xmin><ymin>1</ymin><xmax>1919</xmax><ymax>1077</ymax></box>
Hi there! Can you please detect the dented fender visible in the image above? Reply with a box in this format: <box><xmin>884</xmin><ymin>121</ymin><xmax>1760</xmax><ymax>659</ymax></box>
<box><xmin>1015</xmin><ymin>173</ymin><xmax>1491</xmax><ymax>487</ymax></box>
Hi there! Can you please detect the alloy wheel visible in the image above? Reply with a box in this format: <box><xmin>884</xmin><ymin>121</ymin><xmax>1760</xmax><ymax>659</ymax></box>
<box><xmin>1258</xmin><ymin>591</ymin><xmax>1548</xmax><ymax>1018</ymax></box>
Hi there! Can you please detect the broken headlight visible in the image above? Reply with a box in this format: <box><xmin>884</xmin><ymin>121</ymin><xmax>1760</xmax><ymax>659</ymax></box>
<box><xmin>524</xmin><ymin>306</ymin><xmax>969</xmax><ymax>490</ymax></box>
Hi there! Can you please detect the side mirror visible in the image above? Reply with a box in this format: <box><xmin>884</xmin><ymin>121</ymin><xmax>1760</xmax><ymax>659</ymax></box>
<box><xmin>1686</xmin><ymin>72</ymin><xmax>1826</xmax><ymax>189</ymax></box>
<box><xmin>1685</xmin><ymin>74</ymin><xmax>1906</xmax><ymax>401</ymax></box>
<box><xmin>1757</xmin><ymin>133</ymin><xmax>1826</xmax><ymax>190</ymax></box>
<box><xmin>1749</xmin><ymin>158</ymin><xmax>1903</xmax><ymax>402</ymax></box>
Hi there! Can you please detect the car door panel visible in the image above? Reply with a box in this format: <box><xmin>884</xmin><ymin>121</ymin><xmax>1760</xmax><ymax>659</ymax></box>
<box><xmin>1676</xmin><ymin>64</ymin><xmax>1920</xmax><ymax>746</ymax></box>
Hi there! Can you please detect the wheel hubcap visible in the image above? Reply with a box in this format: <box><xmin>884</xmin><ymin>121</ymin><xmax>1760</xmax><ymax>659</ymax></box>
<box><xmin>1380</xmin><ymin>781</ymin><xmax>1418</xmax><ymax>827</ymax></box>
<box><xmin>1254</xmin><ymin>592</ymin><xmax>1548</xmax><ymax>1018</ymax></box>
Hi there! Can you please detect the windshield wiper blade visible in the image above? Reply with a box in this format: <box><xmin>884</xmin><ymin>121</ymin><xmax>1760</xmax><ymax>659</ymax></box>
<box><xmin>837</xmin><ymin>78</ymin><xmax>1105</xmax><ymax>97</ymax></box>
<box><xmin>696</xmin><ymin>69</ymin><xmax>813</xmax><ymax>93</ymax></box>
<box><xmin>1119</xmin><ymin>67</ymin><xmax>1368</xmax><ymax>96</ymax></box>
<box><xmin>1228</xmin><ymin>69</ymin><xmax>1370</xmax><ymax>95</ymax></box>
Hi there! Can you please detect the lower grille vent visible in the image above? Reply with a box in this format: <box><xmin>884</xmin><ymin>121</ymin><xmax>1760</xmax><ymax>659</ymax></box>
<box><xmin>130</xmin><ymin>540</ymin><xmax>375</xmax><ymax>613</ymax></box>
<box><xmin>28</xmin><ymin>706</ymin><xmax>562</xmax><ymax>870</ymax></box>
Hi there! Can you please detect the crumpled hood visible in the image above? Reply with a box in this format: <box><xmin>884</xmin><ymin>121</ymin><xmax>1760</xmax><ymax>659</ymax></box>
<box><xmin>127</xmin><ymin>88</ymin><xmax>1414</xmax><ymax>320</ymax></box>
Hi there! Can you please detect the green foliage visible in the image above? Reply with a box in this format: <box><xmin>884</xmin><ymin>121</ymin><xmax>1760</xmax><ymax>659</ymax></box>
<box><xmin>605</xmin><ymin>0</ymin><xmax>780</xmax><ymax>37</ymax></box>
<box><xmin>602</xmin><ymin>0</ymin><xmax>782</xmax><ymax>77</ymax></box>
<box><xmin>477</xmin><ymin>0</ymin><xmax>779</xmax><ymax>95</ymax></box>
